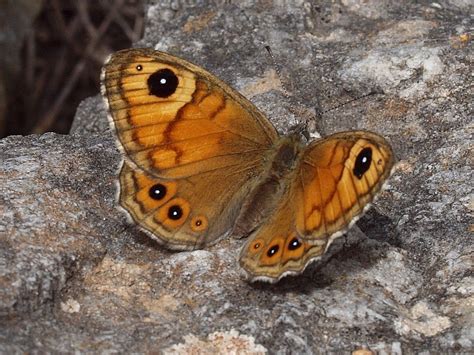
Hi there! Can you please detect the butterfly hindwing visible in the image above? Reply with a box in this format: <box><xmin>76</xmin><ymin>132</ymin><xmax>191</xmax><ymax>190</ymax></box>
<box><xmin>118</xmin><ymin>161</ymin><xmax>262</xmax><ymax>249</ymax></box>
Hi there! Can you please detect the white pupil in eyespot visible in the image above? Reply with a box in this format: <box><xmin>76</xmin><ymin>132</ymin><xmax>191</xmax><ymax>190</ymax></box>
<box><xmin>362</xmin><ymin>156</ymin><xmax>368</xmax><ymax>163</ymax></box>
<box><xmin>160</xmin><ymin>78</ymin><xmax>167</xmax><ymax>84</ymax></box>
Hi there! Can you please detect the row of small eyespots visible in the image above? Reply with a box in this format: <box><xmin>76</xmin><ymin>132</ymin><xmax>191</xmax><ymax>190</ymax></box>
<box><xmin>250</xmin><ymin>236</ymin><xmax>303</xmax><ymax>258</ymax></box>
<box><xmin>148</xmin><ymin>183</ymin><xmax>208</xmax><ymax>232</ymax></box>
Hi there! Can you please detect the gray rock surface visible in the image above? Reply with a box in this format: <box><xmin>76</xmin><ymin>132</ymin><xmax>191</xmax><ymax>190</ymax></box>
<box><xmin>1</xmin><ymin>0</ymin><xmax>472</xmax><ymax>353</ymax></box>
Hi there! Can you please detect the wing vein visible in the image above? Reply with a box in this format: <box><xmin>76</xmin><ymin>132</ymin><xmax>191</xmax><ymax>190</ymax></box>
<box><xmin>299</xmin><ymin>166</ymin><xmax>307</xmax><ymax>234</ymax></box>
<box><xmin>316</xmin><ymin>168</ymin><xmax>327</xmax><ymax>237</ymax></box>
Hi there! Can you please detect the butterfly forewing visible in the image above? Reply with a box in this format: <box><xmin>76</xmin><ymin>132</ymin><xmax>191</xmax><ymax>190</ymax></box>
<box><xmin>102</xmin><ymin>48</ymin><xmax>278</xmax><ymax>180</ymax></box>
<box><xmin>296</xmin><ymin>131</ymin><xmax>395</xmax><ymax>239</ymax></box>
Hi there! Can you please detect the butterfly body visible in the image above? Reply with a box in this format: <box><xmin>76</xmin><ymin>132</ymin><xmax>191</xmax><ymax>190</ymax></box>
<box><xmin>233</xmin><ymin>134</ymin><xmax>303</xmax><ymax>236</ymax></box>
<box><xmin>101</xmin><ymin>48</ymin><xmax>395</xmax><ymax>283</ymax></box>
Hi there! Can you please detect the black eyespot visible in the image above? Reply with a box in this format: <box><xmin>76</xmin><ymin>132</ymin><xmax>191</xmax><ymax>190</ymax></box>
<box><xmin>288</xmin><ymin>237</ymin><xmax>302</xmax><ymax>250</ymax></box>
<box><xmin>353</xmin><ymin>147</ymin><xmax>372</xmax><ymax>179</ymax></box>
<box><xmin>149</xmin><ymin>183</ymin><xmax>167</xmax><ymax>200</ymax></box>
<box><xmin>147</xmin><ymin>68</ymin><xmax>178</xmax><ymax>98</ymax></box>
<box><xmin>267</xmin><ymin>245</ymin><xmax>279</xmax><ymax>257</ymax></box>
<box><xmin>253</xmin><ymin>242</ymin><xmax>261</xmax><ymax>250</ymax></box>
<box><xmin>136</xmin><ymin>64</ymin><xmax>143</xmax><ymax>71</ymax></box>
<box><xmin>168</xmin><ymin>205</ymin><xmax>183</xmax><ymax>220</ymax></box>
<box><xmin>195</xmin><ymin>219</ymin><xmax>202</xmax><ymax>226</ymax></box>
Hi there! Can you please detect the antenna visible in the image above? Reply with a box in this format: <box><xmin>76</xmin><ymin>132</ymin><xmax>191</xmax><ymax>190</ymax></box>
<box><xmin>319</xmin><ymin>89</ymin><xmax>383</xmax><ymax>116</ymax></box>
<box><xmin>264</xmin><ymin>46</ymin><xmax>292</xmax><ymax>100</ymax></box>
<box><xmin>265</xmin><ymin>45</ymin><xmax>322</xmax><ymax>137</ymax></box>
<box><xmin>264</xmin><ymin>46</ymin><xmax>384</xmax><ymax>138</ymax></box>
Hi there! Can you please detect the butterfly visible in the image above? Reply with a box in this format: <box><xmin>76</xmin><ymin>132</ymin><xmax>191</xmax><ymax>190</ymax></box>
<box><xmin>101</xmin><ymin>48</ymin><xmax>395</xmax><ymax>283</ymax></box>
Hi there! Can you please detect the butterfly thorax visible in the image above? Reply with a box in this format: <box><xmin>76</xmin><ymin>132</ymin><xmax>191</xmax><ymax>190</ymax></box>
<box><xmin>269</xmin><ymin>134</ymin><xmax>304</xmax><ymax>176</ymax></box>
<box><xmin>233</xmin><ymin>135</ymin><xmax>304</xmax><ymax>238</ymax></box>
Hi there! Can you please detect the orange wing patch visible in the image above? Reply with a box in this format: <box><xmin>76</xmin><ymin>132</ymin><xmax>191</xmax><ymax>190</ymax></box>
<box><xmin>296</xmin><ymin>132</ymin><xmax>394</xmax><ymax>239</ymax></box>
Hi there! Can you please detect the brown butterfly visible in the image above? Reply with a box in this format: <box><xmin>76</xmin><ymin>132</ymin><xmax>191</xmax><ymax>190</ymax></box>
<box><xmin>101</xmin><ymin>48</ymin><xmax>395</xmax><ymax>283</ymax></box>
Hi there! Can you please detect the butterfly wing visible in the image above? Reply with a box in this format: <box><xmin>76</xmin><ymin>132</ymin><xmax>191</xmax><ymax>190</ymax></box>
<box><xmin>239</xmin><ymin>131</ymin><xmax>395</xmax><ymax>282</ymax></box>
<box><xmin>102</xmin><ymin>48</ymin><xmax>279</xmax><ymax>249</ymax></box>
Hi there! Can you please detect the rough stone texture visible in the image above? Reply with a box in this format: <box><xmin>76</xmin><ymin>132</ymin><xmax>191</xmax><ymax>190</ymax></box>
<box><xmin>1</xmin><ymin>0</ymin><xmax>472</xmax><ymax>353</ymax></box>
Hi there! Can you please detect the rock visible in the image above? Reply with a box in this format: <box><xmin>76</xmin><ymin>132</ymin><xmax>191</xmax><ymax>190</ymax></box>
<box><xmin>1</xmin><ymin>0</ymin><xmax>472</xmax><ymax>353</ymax></box>
<box><xmin>70</xmin><ymin>95</ymin><xmax>109</xmax><ymax>136</ymax></box>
